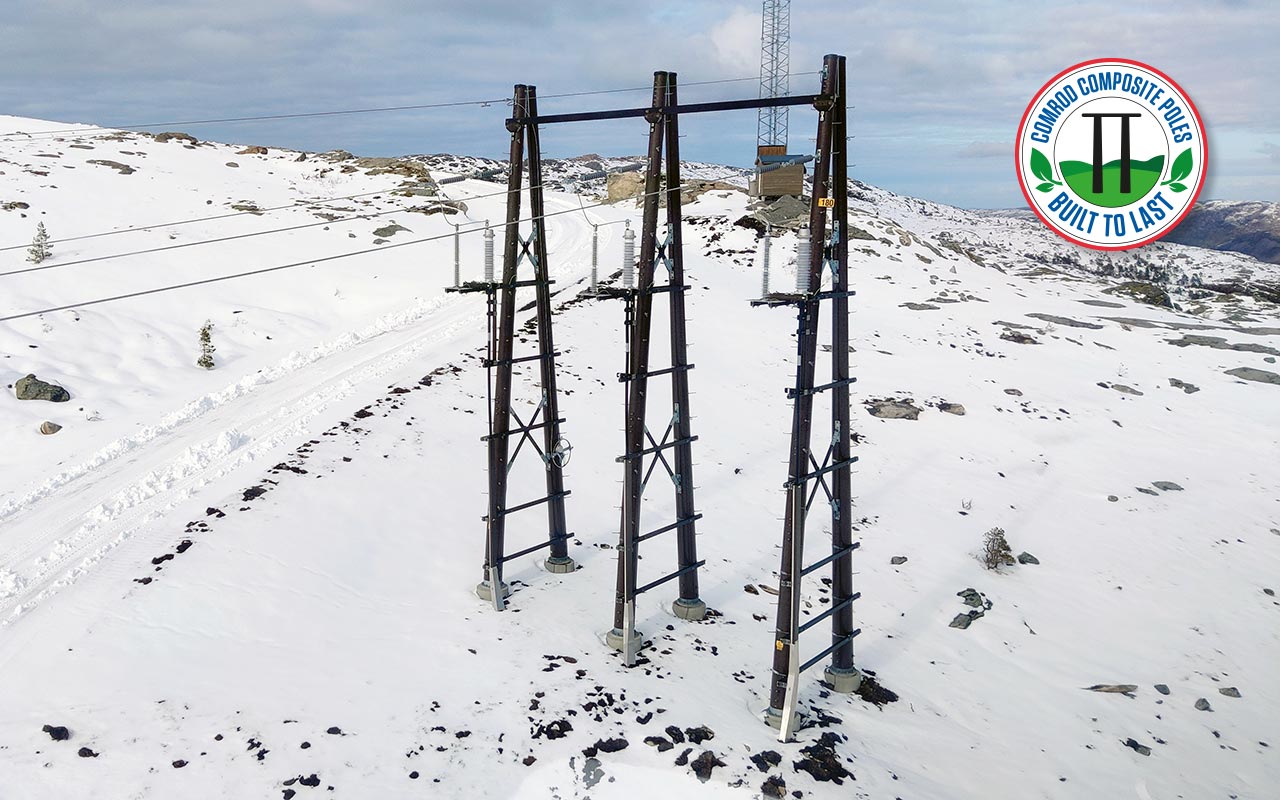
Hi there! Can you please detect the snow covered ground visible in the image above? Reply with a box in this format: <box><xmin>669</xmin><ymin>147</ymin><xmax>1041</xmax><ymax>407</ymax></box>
<box><xmin>1</xmin><ymin>118</ymin><xmax>1277</xmax><ymax>799</ymax></box>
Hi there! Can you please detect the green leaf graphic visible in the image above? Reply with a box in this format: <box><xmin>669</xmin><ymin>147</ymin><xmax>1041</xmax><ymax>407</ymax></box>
<box><xmin>1168</xmin><ymin>182</ymin><xmax>1187</xmax><ymax>192</ymax></box>
<box><xmin>1170</xmin><ymin>148</ymin><xmax>1193</xmax><ymax>182</ymax></box>
<box><xmin>1030</xmin><ymin>148</ymin><xmax>1055</xmax><ymax>183</ymax></box>
<box><xmin>1035</xmin><ymin>182</ymin><xmax>1056</xmax><ymax>193</ymax></box>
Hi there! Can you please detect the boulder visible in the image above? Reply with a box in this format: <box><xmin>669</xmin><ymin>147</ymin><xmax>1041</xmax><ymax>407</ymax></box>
<box><xmin>16</xmin><ymin>374</ymin><xmax>70</xmax><ymax>402</ymax></box>
<box><xmin>1225</xmin><ymin>367</ymin><xmax>1280</xmax><ymax>386</ymax></box>
<box><xmin>1016</xmin><ymin>551</ymin><xmax>1039</xmax><ymax>565</ymax></box>
<box><xmin>865</xmin><ymin>398</ymin><xmax>921</xmax><ymax>420</ymax></box>
<box><xmin>236</xmin><ymin>146</ymin><xmax>269</xmax><ymax>155</ymax></box>
<box><xmin>39</xmin><ymin>421</ymin><xmax>62</xmax><ymax>435</ymax></box>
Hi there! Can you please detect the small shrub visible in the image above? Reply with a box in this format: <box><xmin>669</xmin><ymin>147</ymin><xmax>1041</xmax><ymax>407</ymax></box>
<box><xmin>196</xmin><ymin>320</ymin><xmax>216</xmax><ymax>369</ymax></box>
<box><xmin>27</xmin><ymin>222</ymin><xmax>51</xmax><ymax>264</ymax></box>
<box><xmin>982</xmin><ymin>527</ymin><xmax>1014</xmax><ymax>570</ymax></box>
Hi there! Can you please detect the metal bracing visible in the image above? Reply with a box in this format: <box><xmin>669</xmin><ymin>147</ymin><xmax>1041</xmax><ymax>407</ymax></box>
<box><xmin>450</xmin><ymin>84</ymin><xmax>575</xmax><ymax>611</ymax></box>
<box><xmin>758</xmin><ymin>0</ymin><xmax>792</xmax><ymax>149</ymax></box>
<box><xmin>754</xmin><ymin>55</ymin><xmax>860</xmax><ymax>742</ymax></box>
<box><xmin>606</xmin><ymin>72</ymin><xmax>706</xmax><ymax>667</ymax></box>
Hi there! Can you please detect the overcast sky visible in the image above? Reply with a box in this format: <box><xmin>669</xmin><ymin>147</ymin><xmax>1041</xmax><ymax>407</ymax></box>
<box><xmin>2</xmin><ymin>0</ymin><xmax>1276</xmax><ymax>208</ymax></box>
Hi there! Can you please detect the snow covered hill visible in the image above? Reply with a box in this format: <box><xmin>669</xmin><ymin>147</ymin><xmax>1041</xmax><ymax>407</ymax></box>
<box><xmin>1</xmin><ymin>117</ymin><xmax>1277</xmax><ymax>800</ymax></box>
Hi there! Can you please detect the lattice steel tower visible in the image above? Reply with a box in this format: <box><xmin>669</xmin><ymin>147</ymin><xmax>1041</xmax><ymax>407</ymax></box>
<box><xmin>757</xmin><ymin>0</ymin><xmax>791</xmax><ymax>150</ymax></box>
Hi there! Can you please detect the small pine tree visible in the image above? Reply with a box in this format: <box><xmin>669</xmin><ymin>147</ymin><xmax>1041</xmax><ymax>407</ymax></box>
<box><xmin>27</xmin><ymin>222</ymin><xmax>51</xmax><ymax>264</ymax></box>
<box><xmin>197</xmin><ymin>320</ymin><xmax>216</xmax><ymax>369</ymax></box>
<box><xmin>982</xmin><ymin>527</ymin><xmax>1015</xmax><ymax>570</ymax></box>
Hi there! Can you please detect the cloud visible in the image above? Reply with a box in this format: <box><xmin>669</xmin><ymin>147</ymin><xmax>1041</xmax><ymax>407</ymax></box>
<box><xmin>0</xmin><ymin>0</ymin><xmax>1274</xmax><ymax>206</ymax></box>
<box><xmin>957</xmin><ymin>142</ymin><xmax>1009</xmax><ymax>159</ymax></box>
<box><xmin>1260</xmin><ymin>142</ymin><xmax>1280</xmax><ymax>164</ymax></box>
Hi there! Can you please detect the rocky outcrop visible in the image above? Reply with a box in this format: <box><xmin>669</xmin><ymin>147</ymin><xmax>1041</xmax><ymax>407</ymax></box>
<box><xmin>15</xmin><ymin>374</ymin><xmax>70</xmax><ymax>402</ymax></box>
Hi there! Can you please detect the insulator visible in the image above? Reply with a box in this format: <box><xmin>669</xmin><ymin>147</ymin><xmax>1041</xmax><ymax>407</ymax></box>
<box><xmin>622</xmin><ymin>221</ymin><xmax>636</xmax><ymax>288</ymax></box>
<box><xmin>483</xmin><ymin>222</ymin><xmax>495</xmax><ymax>283</ymax></box>
<box><xmin>795</xmin><ymin>225</ymin><xmax>811</xmax><ymax>294</ymax></box>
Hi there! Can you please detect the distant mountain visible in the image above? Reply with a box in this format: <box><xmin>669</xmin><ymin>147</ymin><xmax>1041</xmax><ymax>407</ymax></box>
<box><xmin>1162</xmin><ymin>200</ymin><xmax>1280</xmax><ymax>265</ymax></box>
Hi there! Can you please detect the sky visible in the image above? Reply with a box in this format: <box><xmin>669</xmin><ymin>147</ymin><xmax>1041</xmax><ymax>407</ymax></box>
<box><xmin>2</xmin><ymin>0</ymin><xmax>1276</xmax><ymax>208</ymax></box>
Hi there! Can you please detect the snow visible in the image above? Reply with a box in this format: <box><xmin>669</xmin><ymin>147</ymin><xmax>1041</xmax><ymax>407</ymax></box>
<box><xmin>1</xmin><ymin>117</ymin><xmax>1277</xmax><ymax>799</ymax></box>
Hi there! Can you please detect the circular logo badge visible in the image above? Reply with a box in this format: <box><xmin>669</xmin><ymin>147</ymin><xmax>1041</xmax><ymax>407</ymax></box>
<box><xmin>1016</xmin><ymin>58</ymin><xmax>1207</xmax><ymax>250</ymax></box>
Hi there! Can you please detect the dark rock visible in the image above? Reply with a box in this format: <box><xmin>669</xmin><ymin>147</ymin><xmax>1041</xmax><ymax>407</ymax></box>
<box><xmin>1219</xmin><ymin>687</ymin><xmax>1241</xmax><ymax>698</ymax></box>
<box><xmin>900</xmin><ymin>302</ymin><xmax>939</xmax><ymax>311</ymax></box>
<box><xmin>1000</xmin><ymin>330</ymin><xmax>1040</xmax><ymax>345</ymax></box>
<box><xmin>237</xmin><ymin>146</ymin><xmax>269</xmax><ymax>155</ymax></box>
<box><xmin>522</xmin><ymin>756</ymin><xmax>536</xmax><ymax>766</ymax></box>
<box><xmin>744</xmin><ymin>584</ymin><xmax>759</xmax><ymax>595</ymax></box>
<box><xmin>1154</xmin><ymin>684</ymin><xmax>1171</xmax><ymax>695</ymax></box>
<box><xmin>154</xmin><ymin>131</ymin><xmax>198</xmax><ymax>144</ymax></box>
<box><xmin>1136</xmin><ymin>487</ymin><xmax>1159</xmax><ymax>496</ymax></box>
<box><xmin>1016</xmin><ymin>551</ymin><xmax>1039</xmax><ymax>565</ymax></box>
<box><xmin>794</xmin><ymin>733</ymin><xmax>850</xmax><ymax>784</ymax></box>
<box><xmin>372</xmin><ymin>223</ymin><xmax>411</xmax><ymax>238</ymax></box>
<box><xmin>1225</xmin><ymin>367</ymin><xmax>1280</xmax><ymax>386</ymax></box>
<box><xmin>1084</xmin><ymin>684</ymin><xmax>1138</xmax><ymax>694</ymax></box>
<box><xmin>1166</xmin><ymin>334</ymin><xmax>1280</xmax><ymax>356</ymax></box>
<box><xmin>175</xmin><ymin>540</ymin><xmax>193</xmax><ymax>554</ymax></box>
<box><xmin>1107</xmin><ymin>495</ymin><xmax>1119</xmax><ymax>502</ymax></box>
<box><xmin>1104</xmin><ymin>281</ymin><xmax>1172</xmax><ymax>308</ymax></box>
<box><xmin>325</xmin><ymin>726</ymin><xmax>343</xmax><ymax>735</ymax></box>
<box><xmin>1122</xmin><ymin>738</ymin><xmax>1151</xmax><ymax>756</ymax></box>
<box><xmin>16</xmin><ymin>374</ymin><xmax>70</xmax><ymax>402</ymax></box>
<box><xmin>890</xmin><ymin>556</ymin><xmax>908</xmax><ymax>565</ymax></box>
<box><xmin>673</xmin><ymin>747</ymin><xmax>692</xmax><ymax>766</ymax></box>
<box><xmin>1153</xmin><ymin>481</ymin><xmax>1184</xmax><ymax>491</ymax></box>
<box><xmin>242</xmin><ymin>486</ymin><xmax>267</xmax><ymax>502</ymax></box>
<box><xmin>1026</xmin><ymin>313</ymin><xmax>1104</xmax><ymax>330</ymax></box>
<box><xmin>957</xmin><ymin>588</ymin><xmax>985</xmax><ymax>608</ymax></box>
<box><xmin>644</xmin><ymin>735</ymin><xmax>673</xmax><ymax>752</ymax></box>
<box><xmin>39</xmin><ymin>421</ymin><xmax>62</xmax><ymax>435</ymax></box>
<box><xmin>77</xmin><ymin>746</ymin><xmax>98</xmax><ymax>757</ymax></box>
<box><xmin>750</xmin><ymin>750</ymin><xmax>783</xmax><ymax>772</ymax></box>
<box><xmin>762</xmin><ymin>775</ymin><xmax>787</xmax><ymax>798</ymax></box>
<box><xmin>591</xmin><ymin>737</ymin><xmax>628</xmax><ymax>755</ymax></box>
<box><xmin>299</xmin><ymin>774</ymin><xmax>320</xmax><ymax>787</ymax></box>
<box><xmin>283</xmin><ymin>791</ymin><xmax>296</xmax><ymax>800</ymax></box>
<box><xmin>685</xmin><ymin>726</ymin><xmax>715</xmax><ymax>745</ymax></box>
<box><xmin>42</xmin><ymin>724</ymin><xmax>70</xmax><ymax>741</ymax></box>
<box><xmin>172</xmin><ymin>759</ymin><xmax>187</xmax><ymax>768</ymax></box>
<box><xmin>690</xmin><ymin>750</ymin><xmax>725</xmax><ymax>782</ymax></box>
<box><xmin>410</xmin><ymin>770</ymin><xmax>420</xmax><ymax>778</ymax></box>
<box><xmin>937</xmin><ymin>401</ymin><xmax>966</xmax><ymax>416</ymax></box>
<box><xmin>664</xmin><ymin>725</ymin><xmax>685</xmax><ymax>744</ymax></box>
<box><xmin>86</xmin><ymin>159</ymin><xmax>136</xmax><ymax>175</ymax></box>
<box><xmin>1195</xmin><ymin>698</ymin><xmax>1213</xmax><ymax>712</ymax></box>
<box><xmin>1109</xmin><ymin>383</ymin><xmax>1144</xmax><ymax>396</ymax></box>
<box><xmin>1168</xmin><ymin>378</ymin><xmax>1200</xmax><ymax>394</ymax></box>
<box><xmin>864</xmin><ymin>398</ymin><xmax>921</xmax><ymax>420</ymax></box>
<box><xmin>950</xmin><ymin>611</ymin><xmax>981</xmax><ymax>629</ymax></box>
<box><xmin>855</xmin><ymin>674</ymin><xmax>899</xmax><ymax>706</ymax></box>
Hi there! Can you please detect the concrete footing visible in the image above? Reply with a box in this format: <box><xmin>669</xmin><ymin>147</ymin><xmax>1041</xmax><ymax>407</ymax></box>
<box><xmin>544</xmin><ymin>556</ymin><xmax>576</xmax><ymax>574</ymax></box>
<box><xmin>474</xmin><ymin>580</ymin><xmax>511</xmax><ymax>602</ymax></box>
<box><xmin>763</xmin><ymin>706</ymin><xmax>801</xmax><ymax>732</ymax></box>
<box><xmin>823</xmin><ymin>665</ymin><xmax>863</xmax><ymax>694</ymax></box>
<box><xmin>671</xmin><ymin>597</ymin><xmax>707</xmax><ymax>621</ymax></box>
<box><xmin>605</xmin><ymin>627</ymin><xmax>643</xmax><ymax>652</ymax></box>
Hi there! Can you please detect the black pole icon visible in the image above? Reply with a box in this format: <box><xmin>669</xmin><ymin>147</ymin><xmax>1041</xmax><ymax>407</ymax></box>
<box><xmin>1081</xmin><ymin>113</ymin><xmax>1142</xmax><ymax>194</ymax></box>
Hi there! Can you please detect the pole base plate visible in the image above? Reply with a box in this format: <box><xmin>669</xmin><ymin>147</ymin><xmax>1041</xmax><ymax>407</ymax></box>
<box><xmin>763</xmin><ymin>706</ymin><xmax>802</xmax><ymax>732</ymax></box>
<box><xmin>823</xmin><ymin>665</ymin><xmax>863</xmax><ymax>694</ymax></box>
<box><xmin>671</xmin><ymin>597</ymin><xmax>707</xmax><ymax>621</ymax></box>
<box><xmin>544</xmin><ymin>556</ymin><xmax>577</xmax><ymax>574</ymax></box>
<box><xmin>474</xmin><ymin>580</ymin><xmax>511</xmax><ymax>602</ymax></box>
<box><xmin>605</xmin><ymin>627</ymin><xmax>643</xmax><ymax>652</ymax></box>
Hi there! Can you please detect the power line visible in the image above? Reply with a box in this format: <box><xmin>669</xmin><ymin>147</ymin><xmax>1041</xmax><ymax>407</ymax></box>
<box><xmin>0</xmin><ymin>184</ymin><xmax>687</xmax><ymax>323</ymax></box>
<box><xmin>0</xmin><ymin>179</ymin><xmax>537</xmax><ymax>279</ymax></box>
<box><xmin>0</xmin><ymin>187</ymin><xmax>395</xmax><ymax>253</ymax></box>
<box><xmin>0</xmin><ymin>73</ymin><xmax>820</xmax><ymax>142</ymax></box>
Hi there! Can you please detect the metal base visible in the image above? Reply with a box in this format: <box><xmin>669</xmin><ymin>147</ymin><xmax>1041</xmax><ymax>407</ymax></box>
<box><xmin>544</xmin><ymin>556</ymin><xmax>577</xmax><ymax>574</ymax></box>
<box><xmin>671</xmin><ymin>597</ymin><xmax>707</xmax><ymax>621</ymax></box>
<box><xmin>823</xmin><ymin>665</ymin><xmax>863</xmax><ymax>694</ymax></box>
<box><xmin>605</xmin><ymin>627</ymin><xmax>643</xmax><ymax>652</ymax></box>
<box><xmin>763</xmin><ymin>706</ymin><xmax>802</xmax><ymax>732</ymax></box>
<box><xmin>474</xmin><ymin>580</ymin><xmax>511</xmax><ymax>602</ymax></box>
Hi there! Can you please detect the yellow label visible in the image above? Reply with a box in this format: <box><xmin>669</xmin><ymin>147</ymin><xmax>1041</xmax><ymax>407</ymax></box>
<box><xmin>775</xmin><ymin>639</ymin><xmax>784</xmax><ymax>651</ymax></box>
<box><xmin>818</xmin><ymin>197</ymin><xmax>835</xmax><ymax>208</ymax></box>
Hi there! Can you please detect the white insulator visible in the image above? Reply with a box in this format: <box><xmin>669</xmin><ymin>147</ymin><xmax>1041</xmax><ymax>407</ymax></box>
<box><xmin>761</xmin><ymin>224</ymin><xmax>772</xmax><ymax>296</ymax></box>
<box><xmin>795</xmin><ymin>225</ymin><xmax>811</xmax><ymax>294</ymax></box>
<box><xmin>622</xmin><ymin>221</ymin><xmax>636</xmax><ymax>288</ymax></box>
<box><xmin>483</xmin><ymin>222</ymin><xmax>495</xmax><ymax>283</ymax></box>
<box><xmin>453</xmin><ymin>223</ymin><xmax>461</xmax><ymax>288</ymax></box>
<box><xmin>591</xmin><ymin>224</ymin><xmax>599</xmax><ymax>289</ymax></box>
